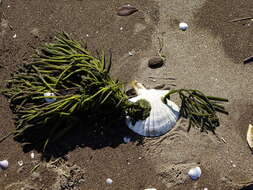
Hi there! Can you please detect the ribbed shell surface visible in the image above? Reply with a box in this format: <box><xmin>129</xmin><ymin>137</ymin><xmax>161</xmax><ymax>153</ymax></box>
<box><xmin>126</xmin><ymin>89</ymin><xmax>180</xmax><ymax>137</ymax></box>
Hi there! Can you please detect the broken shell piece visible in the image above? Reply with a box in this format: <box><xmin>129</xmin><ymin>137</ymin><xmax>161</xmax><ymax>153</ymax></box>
<box><xmin>106</xmin><ymin>178</ymin><xmax>113</xmax><ymax>184</ymax></box>
<box><xmin>18</xmin><ymin>160</ymin><xmax>23</xmax><ymax>166</ymax></box>
<box><xmin>117</xmin><ymin>4</ymin><xmax>138</xmax><ymax>16</ymax></box>
<box><xmin>31</xmin><ymin>152</ymin><xmax>35</xmax><ymax>159</ymax></box>
<box><xmin>246</xmin><ymin>124</ymin><xmax>253</xmax><ymax>150</ymax></box>
<box><xmin>44</xmin><ymin>92</ymin><xmax>56</xmax><ymax>103</ymax></box>
<box><xmin>188</xmin><ymin>166</ymin><xmax>201</xmax><ymax>180</ymax></box>
<box><xmin>0</xmin><ymin>160</ymin><xmax>9</xmax><ymax>170</ymax></box>
<box><xmin>126</xmin><ymin>81</ymin><xmax>180</xmax><ymax>137</ymax></box>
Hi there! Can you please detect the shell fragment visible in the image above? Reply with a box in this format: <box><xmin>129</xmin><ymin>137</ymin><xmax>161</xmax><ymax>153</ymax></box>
<box><xmin>246</xmin><ymin>124</ymin><xmax>253</xmax><ymax>150</ymax></box>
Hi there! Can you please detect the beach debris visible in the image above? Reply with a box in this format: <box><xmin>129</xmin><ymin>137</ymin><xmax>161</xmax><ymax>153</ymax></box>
<box><xmin>243</xmin><ymin>56</ymin><xmax>253</xmax><ymax>64</ymax></box>
<box><xmin>117</xmin><ymin>4</ymin><xmax>138</xmax><ymax>16</ymax></box>
<box><xmin>13</xmin><ymin>34</ymin><xmax>17</xmax><ymax>38</ymax></box>
<box><xmin>148</xmin><ymin>57</ymin><xmax>164</xmax><ymax>69</ymax></box>
<box><xmin>31</xmin><ymin>152</ymin><xmax>35</xmax><ymax>159</ymax></box>
<box><xmin>126</xmin><ymin>81</ymin><xmax>180</xmax><ymax>137</ymax></box>
<box><xmin>106</xmin><ymin>178</ymin><xmax>113</xmax><ymax>185</ymax></box>
<box><xmin>246</xmin><ymin>124</ymin><xmax>253</xmax><ymax>150</ymax></box>
<box><xmin>123</xmin><ymin>136</ymin><xmax>131</xmax><ymax>143</ymax></box>
<box><xmin>179</xmin><ymin>22</ymin><xmax>188</xmax><ymax>31</ymax></box>
<box><xmin>44</xmin><ymin>92</ymin><xmax>56</xmax><ymax>103</ymax></box>
<box><xmin>18</xmin><ymin>160</ymin><xmax>23</xmax><ymax>166</ymax></box>
<box><xmin>0</xmin><ymin>160</ymin><xmax>9</xmax><ymax>170</ymax></box>
<box><xmin>128</xmin><ymin>51</ymin><xmax>133</xmax><ymax>56</ymax></box>
<box><xmin>229</xmin><ymin>16</ymin><xmax>253</xmax><ymax>23</ymax></box>
<box><xmin>188</xmin><ymin>166</ymin><xmax>201</xmax><ymax>180</ymax></box>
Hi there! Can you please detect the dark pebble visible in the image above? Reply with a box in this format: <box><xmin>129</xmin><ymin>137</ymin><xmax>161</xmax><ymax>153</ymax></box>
<box><xmin>154</xmin><ymin>84</ymin><xmax>166</xmax><ymax>89</ymax></box>
<box><xmin>148</xmin><ymin>57</ymin><xmax>164</xmax><ymax>69</ymax></box>
<box><xmin>117</xmin><ymin>5</ymin><xmax>138</xmax><ymax>16</ymax></box>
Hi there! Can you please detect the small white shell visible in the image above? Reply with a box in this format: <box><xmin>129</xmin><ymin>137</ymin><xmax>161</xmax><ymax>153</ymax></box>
<box><xmin>31</xmin><ymin>152</ymin><xmax>35</xmax><ymax>159</ymax></box>
<box><xmin>0</xmin><ymin>160</ymin><xmax>9</xmax><ymax>170</ymax></box>
<box><xmin>44</xmin><ymin>92</ymin><xmax>56</xmax><ymax>103</ymax></box>
<box><xmin>123</xmin><ymin>136</ymin><xmax>131</xmax><ymax>143</ymax></box>
<box><xmin>188</xmin><ymin>166</ymin><xmax>201</xmax><ymax>180</ymax></box>
<box><xmin>126</xmin><ymin>83</ymin><xmax>180</xmax><ymax>137</ymax></box>
<box><xmin>106</xmin><ymin>178</ymin><xmax>113</xmax><ymax>184</ymax></box>
<box><xmin>247</xmin><ymin>124</ymin><xmax>253</xmax><ymax>150</ymax></box>
<box><xmin>179</xmin><ymin>22</ymin><xmax>188</xmax><ymax>31</ymax></box>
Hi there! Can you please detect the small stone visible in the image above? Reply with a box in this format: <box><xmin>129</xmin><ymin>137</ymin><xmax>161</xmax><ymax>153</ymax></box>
<box><xmin>30</xmin><ymin>28</ymin><xmax>40</xmax><ymax>38</ymax></box>
<box><xmin>154</xmin><ymin>84</ymin><xmax>165</xmax><ymax>89</ymax></box>
<box><xmin>31</xmin><ymin>172</ymin><xmax>40</xmax><ymax>181</ymax></box>
<box><xmin>232</xmin><ymin>164</ymin><xmax>236</xmax><ymax>168</ymax></box>
<box><xmin>31</xmin><ymin>152</ymin><xmax>35</xmax><ymax>159</ymax></box>
<box><xmin>204</xmin><ymin>188</ymin><xmax>208</xmax><ymax>190</ymax></box>
<box><xmin>148</xmin><ymin>57</ymin><xmax>164</xmax><ymax>69</ymax></box>
<box><xmin>106</xmin><ymin>178</ymin><xmax>113</xmax><ymax>184</ymax></box>
<box><xmin>13</xmin><ymin>34</ymin><xmax>17</xmax><ymax>38</ymax></box>
<box><xmin>145</xmin><ymin>188</ymin><xmax>157</xmax><ymax>190</ymax></box>
<box><xmin>120</xmin><ymin>27</ymin><xmax>123</xmax><ymax>31</ymax></box>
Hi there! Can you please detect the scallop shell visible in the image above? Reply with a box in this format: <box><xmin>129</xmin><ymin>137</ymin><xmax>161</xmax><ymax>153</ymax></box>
<box><xmin>126</xmin><ymin>82</ymin><xmax>180</xmax><ymax>137</ymax></box>
<box><xmin>247</xmin><ymin>124</ymin><xmax>253</xmax><ymax>150</ymax></box>
<box><xmin>188</xmin><ymin>166</ymin><xmax>201</xmax><ymax>180</ymax></box>
<box><xmin>0</xmin><ymin>160</ymin><xmax>9</xmax><ymax>170</ymax></box>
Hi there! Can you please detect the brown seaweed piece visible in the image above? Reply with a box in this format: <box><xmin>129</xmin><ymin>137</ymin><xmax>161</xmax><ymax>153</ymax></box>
<box><xmin>117</xmin><ymin>4</ymin><xmax>138</xmax><ymax>16</ymax></box>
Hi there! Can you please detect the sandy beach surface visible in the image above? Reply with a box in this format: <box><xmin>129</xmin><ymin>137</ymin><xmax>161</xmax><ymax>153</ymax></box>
<box><xmin>0</xmin><ymin>0</ymin><xmax>253</xmax><ymax>189</ymax></box>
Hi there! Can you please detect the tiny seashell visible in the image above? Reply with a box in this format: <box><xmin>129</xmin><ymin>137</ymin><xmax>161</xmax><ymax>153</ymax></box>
<box><xmin>123</xmin><ymin>136</ymin><xmax>131</xmax><ymax>143</ymax></box>
<box><xmin>106</xmin><ymin>178</ymin><xmax>113</xmax><ymax>184</ymax></box>
<box><xmin>247</xmin><ymin>124</ymin><xmax>253</xmax><ymax>150</ymax></box>
<box><xmin>117</xmin><ymin>4</ymin><xmax>138</xmax><ymax>16</ymax></box>
<box><xmin>44</xmin><ymin>92</ymin><xmax>56</xmax><ymax>103</ymax></box>
<box><xmin>31</xmin><ymin>152</ymin><xmax>35</xmax><ymax>159</ymax></box>
<box><xmin>18</xmin><ymin>160</ymin><xmax>23</xmax><ymax>166</ymax></box>
<box><xmin>179</xmin><ymin>22</ymin><xmax>188</xmax><ymax>31</ymax></box>
<box><xmin>188</xmin><ymin>166</ymin><xmax>201</xmax><ymax>180</ymax></box>
<box><xmin>0</xmin><ymin>160</ymin><xmax>9</xmax><ymax>170</ymax></box>
<box><xmin>126</xmin><ymin>81</ymin><xmax>180</xmax><ymax>137</ymax></box>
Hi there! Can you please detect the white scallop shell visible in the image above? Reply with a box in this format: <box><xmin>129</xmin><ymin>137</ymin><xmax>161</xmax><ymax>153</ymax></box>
<box><xmin>126</xmin><ymin>83</ymin><xmax>180</xmax><ymax>137</ymax></box>
<box><xmin>247</xmin><ymin>124</ymin><xmax>253</xmax><ymax>150</ymax></box>
<box><xmin>188</xmin><ymin>166</ymin><xmax>201</xmax><ymax>180</ymax></box>
<box><xmin>0</xmin><ymin>160</ymin><xmax>9</xmax><ymax>170</ymax></box>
